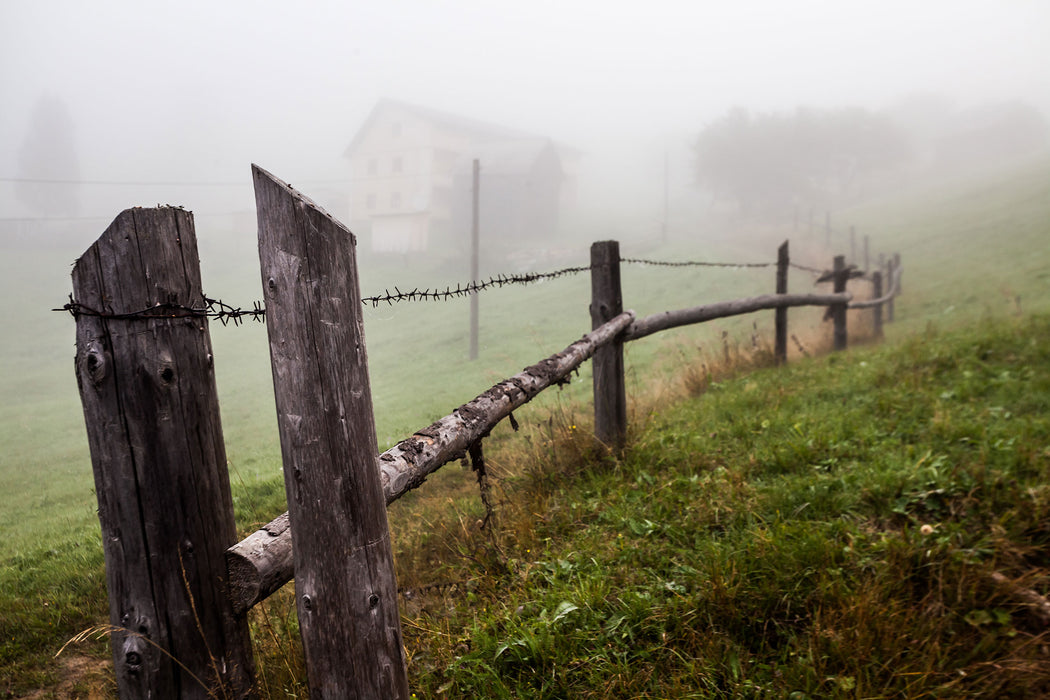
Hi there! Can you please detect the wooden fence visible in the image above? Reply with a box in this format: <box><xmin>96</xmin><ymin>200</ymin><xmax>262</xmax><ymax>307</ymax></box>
<box><xmin>70</xmin><ymin>166</ymin><xmax>901</xmax><ymax>699</ymax></box>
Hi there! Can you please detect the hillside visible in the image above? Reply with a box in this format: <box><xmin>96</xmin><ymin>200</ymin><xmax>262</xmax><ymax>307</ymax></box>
<box><xmin>395</xmin><ymin>313</ymin><xmax>1050</xmax><ymax>698</ymax></box>
<box><xmin>1</xmin><ymin>157</ymin><xmax>1048</xmax><ymax>696</ymax></box>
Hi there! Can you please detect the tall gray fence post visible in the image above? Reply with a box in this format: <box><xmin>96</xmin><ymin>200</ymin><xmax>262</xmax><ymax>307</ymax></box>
<box><xmin>871</xmin><ymin>270</ymin><xmax>884</xmax><ymax>339</ymax></box>
<box><xmin>72</xmin><ymin>208</ymin><xmax>254</xmax><ymax>699</ymax></box>
<box><xmin>590</xmin><ymin>240</ymin><xmax>627</xmax><ymax>451</ymax></box>
<box><xmin>886</xmin><ymin>255</ymin><xmax>896</xmax><ymax>323</ymax></box>
<box><xmin>253</xmin><ymin>166</ymin><xmax>408</xmax><ymax>699</ymax></box>
<box><xmin>469</xmin><ymin>158</ymin><xmax>480</xmax><ymax>360</ymax></box>
<box><xmin>832</xmin><ymin>254</ymin><xmax>848</xmax><ymax>351</ymax></box>
<box><xmin>775</xmin><ymin>240</ymin><xmax>789</xmax><ymax>365</ymax></box>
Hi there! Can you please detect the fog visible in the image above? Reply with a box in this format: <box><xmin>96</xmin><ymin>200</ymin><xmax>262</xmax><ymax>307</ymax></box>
<box><xmin>1</xmin><ymin>0</ymin><xmax>1048</xmax><ymax>249</ymax></box>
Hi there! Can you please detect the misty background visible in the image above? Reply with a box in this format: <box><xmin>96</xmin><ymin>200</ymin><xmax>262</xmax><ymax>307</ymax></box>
<box><xmin>2</xmin><ymin>0</ymin><xmax>1049</xmax><ymax>256</ymax></box>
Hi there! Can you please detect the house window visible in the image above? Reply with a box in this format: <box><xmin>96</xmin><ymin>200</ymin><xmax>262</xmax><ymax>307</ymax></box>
<box><xmin>367</xmin><ymin>158</ymin><xmax>378</xmax><ymax>176</ymax></box>
<box><xmin>392</xmin><ymin>156</ymin><xmax>403</xmax><ymax>173</ymax></box>
<box><xmin>366</xmin><ymin>193</ymin><xmax>376</xmax><ymax>210</ymax></box>
<box><xmin>390</xmin><ymin>192</ymin><xmax>401</xmax><ymax>209</ymax></box>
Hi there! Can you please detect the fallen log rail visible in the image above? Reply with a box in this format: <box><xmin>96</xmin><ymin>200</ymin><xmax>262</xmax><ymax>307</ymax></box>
<box><xmin>624</xmin><ymin>292</ymin><xmax>852</xmax><ymax>342</ymax></box>
<box><xmin>227</xmin><ymin>310</ymin><xmax>635</xmax><ymax>614</ymax></box>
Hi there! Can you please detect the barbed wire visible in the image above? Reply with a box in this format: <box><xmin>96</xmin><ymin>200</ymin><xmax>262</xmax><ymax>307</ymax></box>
<box><xmin>53</xmin><ymin>254</ymin><xmax>837</xmax><ymax>321</ymax></box>
<box><xmin>361</xmin><ymin>264</ymin><xmax>592</xmax><ymax>306</ymax></box>
<box><xmin>54</xmin><ymin>295</ymin><xmax>266</xmax><ymax>326</ymax></box>
<box><xmin>789</xmin><ymin>262</ymin><xmax>826</xmax><ymax>274</ymax></box>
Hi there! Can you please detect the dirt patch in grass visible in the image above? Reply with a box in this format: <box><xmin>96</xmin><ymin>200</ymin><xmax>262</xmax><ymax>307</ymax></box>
<box><xmin>17</xmin><ymin>655</ymin><xmax>113</xmax><ymax>700</ymax></box>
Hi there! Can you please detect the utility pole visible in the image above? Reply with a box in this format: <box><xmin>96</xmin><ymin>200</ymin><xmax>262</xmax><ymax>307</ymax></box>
<box><xmin>470</xmin><ymin>159</ymin><xmax>480</xmax><ymax>360</ymax></box>
<box><xmin>662</xmin><ymin>150</ymin><xmax>669</xmax><ymax>243</ymax></box>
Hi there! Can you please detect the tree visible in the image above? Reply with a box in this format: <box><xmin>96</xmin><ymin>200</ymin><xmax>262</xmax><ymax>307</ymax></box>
<box><xmin>16</xmin><ymin>95</ymin><xmax>81</xmax><ymax>217</ymax></box>
<box><xmin>693</xmin><ymin>106</ymin><xmax>910</xmax><ymax>213</ymax></box>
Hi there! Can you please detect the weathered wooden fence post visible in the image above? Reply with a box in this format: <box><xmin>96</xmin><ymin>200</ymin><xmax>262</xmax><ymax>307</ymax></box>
<box><xmin>253</xmin><ymin>165</ymin><xmax>408</xmax><ymax>698</ymax></box>
<box><xmin>774</xmin><ymin>240</ymin><xmax>789</xmax><ymax>365</ymax></box>
<box><xmin>893</xmin><ymin>252</ymin><xmax>902</xmax><ymax>294</ymax></box>
<box><xmin>72</xmin><ymin>207</ymin><xmax>254</xmax><ymax>699</ymax></box>
<box><xmin>886</xmin><ymin>255</ymin><xmax>896</xmax><ymax>323</ymax></box>
<box><xmin>871</xmin><ymin>270</ymin><xmax>884</xmax><ymax>339</ymax></box>
<box><xmin>469</xmin><ymin>158</ymin><xmax>480</xmax><ymax>361</ymax></box>
<box><xmin>832</xmin><ymin>254</ymin><xmax>848</xmax><ymax>351</ymax></box>
<box><xmin>590</xmin><ymin>240</ymin><xmax>627</xmax><ymax>451</ymax></box>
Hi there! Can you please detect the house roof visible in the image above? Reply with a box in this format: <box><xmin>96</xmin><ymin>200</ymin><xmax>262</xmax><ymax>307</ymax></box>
<box><xmin>343</xmin><ymin>99</ymin><xmax>535</xmax><ymax>158</ymax></box>
<box><xmin>343</xmin><ymin>99</ymin><xmax>582</xmax><ymax>160</ymax></box>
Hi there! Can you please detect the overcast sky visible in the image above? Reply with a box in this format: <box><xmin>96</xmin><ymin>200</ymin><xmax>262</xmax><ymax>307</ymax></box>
<box><xmin>1</xmin><ymin>0</ymin><xmax>1048</xmax><ymax>217</ymax></box>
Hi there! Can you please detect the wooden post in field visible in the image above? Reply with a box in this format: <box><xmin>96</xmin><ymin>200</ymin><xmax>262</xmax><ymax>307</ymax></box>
<box><xmin>871</xmin><ymin>270</ymin><xmax>884</xmax><ymax>339</ymax></box>
<box><xmin>470</xmin><ymin>158</ymin><xmax>480</xmax><ymax>360</ymax></box>
<box><xmin>72</xmin><ymin>208</ymin><xmax>254</xmax><ymax>699</ymax></box>
<box><xmin>832</xmin><ymin>254</ymin><xmax>848</xmax><ymax>350</ymax></box>
<box><xmin>893</xmin><ymin>252</ymin><xmax>902</xmax><ymax>294</ymax></box>
<box><xmin>590</xmin><ymin>240</ymin><xmax>627</xmax><ymax>451</ymax></box>
<box><xmin>774</xmin><ymin>240</ymin><xmax>789</xmax><ymax>365</ymax></box>
<box><xmin>886</xmin><ymin>255</ymin><xmax>896</xmax><ymax>323</ymax></box>
<box><xmin>253</xmin><ymin>166</ymin><xmax>408</xmax><ymax>699</ymax></box>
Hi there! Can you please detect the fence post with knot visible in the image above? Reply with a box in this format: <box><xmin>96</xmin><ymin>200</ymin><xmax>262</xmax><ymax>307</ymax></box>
<box><xmin>71</xmin><ymin>207</ymin><xmax>255</xmax><ymax>698</ymax></box>
<box><xmin>590</xmin><ymin>240</ymin><xmax>627</xmax><ymax>451</ymax></box>
<box><xmin>253</xmin><ymin>165</ymin><xmax>409</xmax><ymax>698</ymax></box>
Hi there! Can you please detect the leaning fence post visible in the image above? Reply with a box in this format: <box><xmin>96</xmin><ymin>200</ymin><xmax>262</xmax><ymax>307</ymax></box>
<box><xmin>886</xmin><ymin>255</ymin><xmax>896</xmax><ymax>323</ymax></box>
<box><xmin>72</xmin><ymin>208</ymin><xmax>254</xmax><ymax>699</ymax></box>
<box><xmin>893</xmin><ymin>252</ymin><xmax>902</xmax><ymax>294</ymax></box>
<box><xmin>871</xmin><ymin>270</ymin><xmax>884</xmax><ymax>339</ymax></box>
<box><xmin>590</xmin><ymin>240</ymin><xmax>627</xmax><ymax>451</ymax></box>
<box><xmin>832</xmin><ymin>254</ymin><xmax>848</xmax><ymax>351</ymax></box>
<box><xmin>253</xmin><ymin>165</ymin><xmax>408</xmax><ymax>698</ymax></box>
<box><xmin>775</xmin><ymin>240</ymin><xmax>789</xmax><ymax>365</ymax></box>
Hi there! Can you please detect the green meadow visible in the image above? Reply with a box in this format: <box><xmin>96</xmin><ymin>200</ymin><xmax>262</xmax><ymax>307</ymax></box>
<box><xmin>1</xmin><ymin>157</ymin><xmax>1048</xmax><ymax>696</ymax></box>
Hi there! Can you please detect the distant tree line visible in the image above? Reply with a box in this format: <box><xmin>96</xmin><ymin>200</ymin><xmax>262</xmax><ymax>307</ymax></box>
<box><xmin>694</xmin><ymin>98</ymin><xmax>1049</xmax><ymax>214</ymax></box>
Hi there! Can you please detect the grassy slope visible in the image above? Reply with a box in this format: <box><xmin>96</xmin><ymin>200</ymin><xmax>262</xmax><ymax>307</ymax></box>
<box><xmin>407</xmin><ymin>314</ymin><xmax>1050</xmax><ymax>698</ymax></box>
<box><xmin>2</xmin><ymin>157</ymin><xmax>1048</xmax><ymax>695</ymax></box>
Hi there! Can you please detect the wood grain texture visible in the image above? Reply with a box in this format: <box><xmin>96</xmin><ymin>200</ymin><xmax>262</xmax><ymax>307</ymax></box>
<box><xmin>623</xmin><ymin>291</ymin><xmax>851</xmax><ymax>342</ymax></box>
<box><xmin>589</xmin><ymin>240</ymin><xmax>627</xmax><ymax>450</ymax></box>
<box><xmin>72</xmin><ymin>207</ymin><xmax>254</xmax><ymax>699</ymax></box>
<box><xmin>832</xmin><ymin>255</ymin><xmax>848</xmax><ymax>350</ymax></box>
<box><xmin>775</xmin><ymin>241</ymin><xmax>789</xmax><ymax>365</ymax></box>
<box><xmin>253</xmin><ymin>165</ymin><xmax>408</xmax><ymax>699</ymax></box>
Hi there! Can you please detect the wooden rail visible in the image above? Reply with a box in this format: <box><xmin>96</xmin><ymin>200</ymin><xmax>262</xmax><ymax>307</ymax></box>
<box><xmin>227</xmin><ymin>309</ymin><xmax>636</xmax><ymax>614</ymax></box>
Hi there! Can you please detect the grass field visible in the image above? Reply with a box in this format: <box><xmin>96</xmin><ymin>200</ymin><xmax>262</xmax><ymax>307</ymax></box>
<box><xmin>1</xmin><ymin>156</ymin><xmax>1048</xmax><ymax>696</ymax></box>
